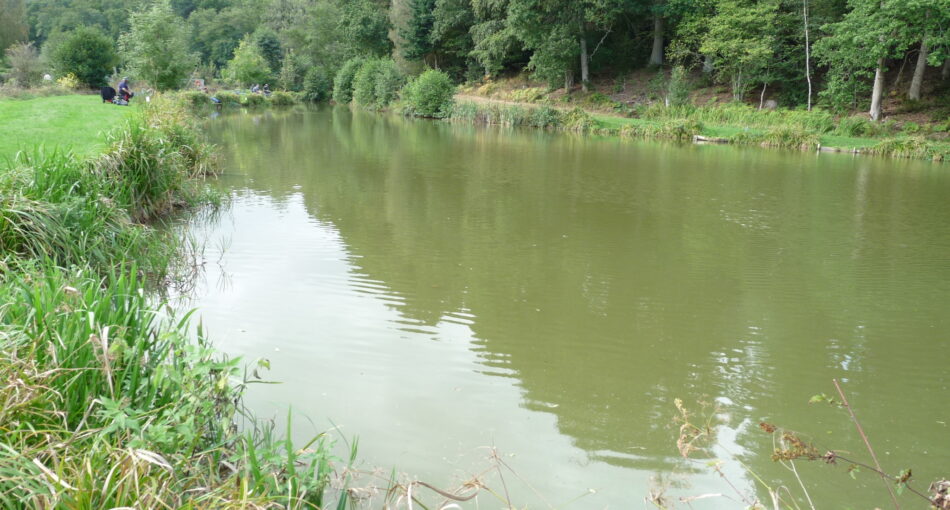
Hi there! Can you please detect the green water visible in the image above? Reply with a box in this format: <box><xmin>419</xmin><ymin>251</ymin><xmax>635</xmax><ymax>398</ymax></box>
<box><xmin>182</xmin><ymin>106</ymin><xmax>950</xmax><ymax>508</ymax></box>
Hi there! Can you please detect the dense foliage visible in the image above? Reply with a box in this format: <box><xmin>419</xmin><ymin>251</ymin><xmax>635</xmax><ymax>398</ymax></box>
<box><xmin>118</xmin><ymin>2</ymin><xmax>196</xmax><ymax>91</ymax></box>
<box><xmin>401</xmin><ymin>68</ymin><xmax>456</xmax><ymax>117</ymax></box>
<box><xmin>0</xmin><ymin>0</ymin><xmax>946</xmax><ymax>117</ymax></box>
<box><xmin>48</xmin><ymin>26</ymin><xmax>116</xmax><ymax>87</ymax></box>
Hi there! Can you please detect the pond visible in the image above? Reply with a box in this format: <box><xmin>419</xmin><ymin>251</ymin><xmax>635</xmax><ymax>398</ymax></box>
<box><xmin>178</xmin><ymin>105</ymin><xmax>950</xmax><ymax>508</ymax></box>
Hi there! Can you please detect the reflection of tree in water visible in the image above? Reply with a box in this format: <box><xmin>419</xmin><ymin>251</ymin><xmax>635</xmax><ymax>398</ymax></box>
<box><xmin>208</xmin><ymin>108</ymin><xmax>950</xmax><ymax>498</ymax></box>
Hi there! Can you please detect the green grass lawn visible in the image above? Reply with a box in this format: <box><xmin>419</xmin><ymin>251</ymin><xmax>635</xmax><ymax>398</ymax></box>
<box><xmin>0</xmin><ymin>94</ymin><xmax>137</xmax><ymax>162</ymax></box>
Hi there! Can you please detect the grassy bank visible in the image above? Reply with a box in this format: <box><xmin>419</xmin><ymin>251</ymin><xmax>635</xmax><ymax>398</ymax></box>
<box><xmin>0</xmin><ymin>97</ymin><xmax>350</xmax><ymax>508</ymax></box>
<box><xmin>0</xmin><ymin>95</ymin><xmax>137</xmax><ymax>161</ymax></box>
<box><xmin>449</xmin><ymin>96</ymin><xmax>950</xmax><ymax>162</ymax></box>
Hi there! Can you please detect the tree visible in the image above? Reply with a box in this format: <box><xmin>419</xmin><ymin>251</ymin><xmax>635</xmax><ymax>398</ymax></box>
<box><xmin>223</xmin><ymin>36</ymin><xmax>271</xmax><ymax>85</ymax></box>
<box><xmin>49</xmin><ymin>26</ymin><xmax>117</xmax><ymax>87</ymax></box>
<box><xmin>470</xmin><ymin>0</ymin><xmax>521</xmax><ymax>77</ymax></box>
<box><xmin>508</xmin><ymin>0</ymin><xmax>582</xmax><ymax>90</ymax></box>
<box><xmin>430</xmin><ymin>0</ymin><xmax>476</xmax><ymax>79</ymax></box>
<box><xmin>252</xmin><ymin>27</ymin><xmax>282</xmax><ymax>72</ymax></box>
<box><xmin>401</xmin><ymin>0</ymin><xmax>436</xmax><ymax>64</ymax></box>
<box><xmin>339</xmin><ymin>0</ymin><xmax>393</xmax><ymax>56</ymax></box>
<box><xmin>906</xmin><ymin>3</ymin><xmax>948</xmax><ymax>100</ymax></box>
<box><xmin>0</xmin><ymin>0</ymin><xmax>28</xmax><ymax>53</ymax></box>
<box><xmin>120</xmin><ymin>1</ymin><xmax>196</xmax><ymax>90</ymax></box>
<box><xmin>188</xmin><ymin>6</ymin><xmax>258</xmax><ymax>68</ymax></box>
<box><xmin>699</xmin><ymin>0</ymin><xmax>777</xmax><ymax>101</ymax></box>
<box><xmin>4</xmin><ymin>42</ymin><xmax>44</xmax><ymax>87</ymax></box>
<box><xmin>813</xmin><ymin>0</ymin><xmax>916</xmax><ymax>119</ymax></box>
<box><xmin>647</xmin><ymin>0</ymin><xmax>666</xmax><ymax>67</ymax></box>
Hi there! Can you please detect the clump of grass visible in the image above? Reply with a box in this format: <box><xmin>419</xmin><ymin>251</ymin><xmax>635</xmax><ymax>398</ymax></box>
<box><xmin>449</xmin><ymin>101</ymin><xmax>596</xmax><ymax>132</ymax></box>
<box><xmin>561</xmin><ymin>107</ymin><xmax>596</xmax><ymax>132</ymax></box>
<box><xmin>241</xmin><ymin>93</ymin><xmax>267</xmax><ymax>107</ymax></box>
<box><xmin>177</xmin><ymin>89</ymin><xmax>212</xmax><ymax>108</ymax></box>
<box><xmin>213</xmin><ymin>90</ymin><xmax>240</xmax><ymax>106</ymax></box>
<box><xmin>730</xmin><ymin>126</ymin><xmax>820</xmax><ymax>150</ymax></box>
<box><xmin>867</xmin><ymin>137</ymin><xmax>950</xmax><ymax>161</ymax></box>
<box><xmin>0</xmin><ymin>267</ymin><xmax>344</xmax><ymax>508</ymax></box>
<box><xmin>0</xmin><ymin>98</ymin><xmax>219</xmax><ymax>275</ymax></box>
<box><xmin>619</xmin><ymin>119</ymin><xmax>703</xmax><ymax>141</ymax></box>
<box><xmin>641</xmin><ymin>102</ymin><xmax>837</xmax><ymax>134</ymax></box>
<box><xmin>268</xmin><ymin>90</ymin><xmax>298</xmax><ymax>106</ymax></box>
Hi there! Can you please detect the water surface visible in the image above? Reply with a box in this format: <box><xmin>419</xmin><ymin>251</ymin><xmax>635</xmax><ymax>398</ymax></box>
<box><xmin>179</xmin><ymin>106</ymin><xmax>950</xmax><ymax>508</ymax></box>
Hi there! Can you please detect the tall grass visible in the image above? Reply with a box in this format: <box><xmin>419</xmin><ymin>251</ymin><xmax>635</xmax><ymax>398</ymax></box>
<box><xmin>449</xmin><ymin>101</ymin><xmax>596</xmax><ymax>132</ymax></box>
<box><xmin>0</xmin><ymin>267</ymin><xmax>341</xmax><ymax>508</ymax></box>
<box><xmin>636</xmin><ymin>103</ymin><xmax>837</xmax><ymax>133</ymax></box>
<box><xmin>0</xmin><ymin>97</ymin><xmax>350</xmax><ymax>508</ymax></box>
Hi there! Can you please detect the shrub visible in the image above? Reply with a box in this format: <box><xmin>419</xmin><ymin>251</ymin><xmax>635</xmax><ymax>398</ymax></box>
<box><xmin>302</xmin><ymin>66</ymin><xmax>331</xmax><ymax>102</ymax></box>
<box><xmin>373</xmin><ymin>60</ymin><xmax>404</xmax><ymax>109</ymax></box>
<box><xmin>667</xmin><ymin>65</ymin><xmax>691</xmax><ymax>107</ymax></box>
<box><xmin>56</xmin><ymin>73</ymin><xmax>81</xmax><ymax>90</ymax></box>
<box><xmin>562</xmin><ymin>107</ymin><xmax>596</xmax><ymax>132</ymax></box>
<box><xmin>49</xmin><ymin>27</ymin><xmax>117</xmax><ymax>87</ymax></box>
<box><xmin>401</xmin><ymin>69</ymin><xmax>456</xmax><ymax>118</ymax></box>
<box><xmin>352</xmin><ymin>59</ymin><xmax>385</xmax><ymax>107</ymax></box>
<box><xmin>4</xmin><ymin>42</ymin><xmax>44</xmax><ymax>88</ymax></box>
<box><xmin>528</xmin><ymin>106</ymin><xmax>562</xmax><ymax>128</ymax></box>
<box><xmin>180</xmin><ymin>90</ymin><xmax>211</xmax><ymax>108</ymax></box>
<box><xmin>902</xmin><ymin>121</ymin><xmax>921</xmax><ymax>134</ymax></box>
<box><xmin>240</xmin><ymin>93</ymin><xmax>266</xmax><ymax>107</ymax></box>
<box><xmin>331</xmin><ymin>57</ymin><xmax>364</xmax><ymax>104</ymax></box>
<box><xmin>868</xmin><ymin>137</ymin><xmax>949</xmax><ymax>161</ymax></box>
<box><xmin>214</xmin><ymin>91</ymin><xmax>240</xmax><ymax>106</ymax></box>
<box><xmin>835</xmin><ymin>115</ymin><xmax>876</xmax><ymax>137</ymax></box>
<box><xmin>619</xmin><ymin>120</ymin><xmax>703</xmax><ymax>141</ymax></box>
<box><xmin>268</xmin><ymin>91</ymin><xmax>297</xmax><ymax>106</ymax></box>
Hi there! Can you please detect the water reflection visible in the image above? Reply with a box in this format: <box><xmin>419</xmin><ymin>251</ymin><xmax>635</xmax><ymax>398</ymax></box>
<box><xmin>181</xmin><ymin>106</ymin><xmax>950</xmax><ymax>508</ymax></box>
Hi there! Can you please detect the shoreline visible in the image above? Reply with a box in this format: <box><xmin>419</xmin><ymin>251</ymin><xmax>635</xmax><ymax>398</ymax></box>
<box><xmin>445</xmin><ymin>94</ymin><xmax>950</xmax><ymax>162</ymax></box>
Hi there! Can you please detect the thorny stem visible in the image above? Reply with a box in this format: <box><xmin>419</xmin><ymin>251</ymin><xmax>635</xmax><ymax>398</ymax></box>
<box><xmin>833</xmin><ymin>378</ymin><xmax>900</xmax><ymax>510</ymax></box>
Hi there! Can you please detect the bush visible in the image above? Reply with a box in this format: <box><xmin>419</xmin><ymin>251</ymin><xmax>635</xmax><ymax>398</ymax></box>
<box><xmin>401</xmin><ymin>69</ymin><xmax>456</xmax><ymax>118</ymax></box>
<box><xmin>352</xmin><ymin>59</ymin><xmax>385</xmax><ymax>108</ymax></box>
<box><xmin>331</xmin><ymin>57</ymin><xmax>364</xmax><ymax>104</ymax></box>
<box><xmin>373</xmin><ymin>60</ymin><xmax>404</xmax><ymax>108</ymax></box>
<box><xmin>214</xmin><ymin>91</ymin><xmax>240</xmax><ymax>106</ymax></box>
<box><xmin>268</xmin><ymin>91</ymin><xmax>297</xmax><ymax>106</ymax></box>
<box><xmin>240</xmin><ymin>93</ymin><xmax>266</xmax><ymax>107</ymax></box>
<box><xmin>4</xmin><ymin>42</ymin><xmax>44</xmax><ymax>88</ymax></box>
<box><xmin>528</xmin><ymin>106</ymin><xmax>562</xmax><ymax>128</ymax></box>
<box><xmin>56</xmin><ymin>73</ymin><xmax>81</xmax><ymax>90</ymax></box>
<box><xmin>302</xmin><ymin>66</ymin><xmax>332</xmax><ymax>102</ymax></box>
<box><xmin>49</xmin><ymin>27</ymin><xmax>117</xmax><ymax>87</ymax></box>
<box><xmin>180</xmin><ymin>90</ymin><xmax>211</xmax><ymax>108</ymax></box>
<box><xmin>667</xmin><ymin>65</ymin><xmax>691</xmax><ymax>107</ymax></box>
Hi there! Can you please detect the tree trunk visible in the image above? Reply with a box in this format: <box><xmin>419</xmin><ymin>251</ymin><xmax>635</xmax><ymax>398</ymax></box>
<box><xmin>579</xmin><ymin>23</ymin><xmax>589</xmax><ymax>92</ymax></box>
<box><xmin>869</xmin><ymin>58</ymin><xmax>885</xmax><ymax>121</ymax></box>
<box><xmin>908</xmin><ymin>39</ymin><xmax>929</xmax><ymax>100</ymax></box>
<box><xmin>564</xmin><ymin>69</ymin><xmax>574</xmax><ymax>92</ymax></box>
<box><xmin>702</xmin><ymin>54</ymin><xmax>714</xmax><ymax>74</ymax></box>
<box><xmin>648</xmin><ymin>13</ymin><xmax>664</xmax><ymax>67</ymax></box>
<box><xmin>943</xmin><ymin>58</ymin><xmax>950</xmax><ymax>80</ymax></box>
<box><xmin>803</xmin><ymin>0</ymin><xmax>812</xmax><ymax>110</ymax></box>
<box><xmin>759</xmin><ymin>82</ymin><xmax>767</xmax><ymax>109</ymax></box>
